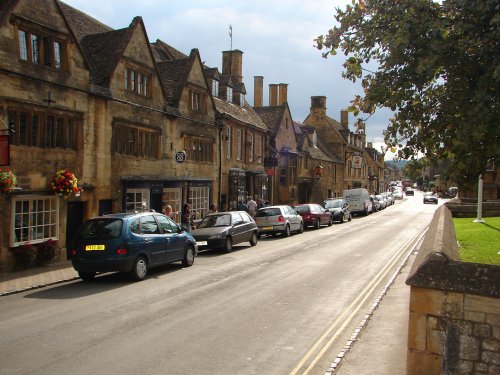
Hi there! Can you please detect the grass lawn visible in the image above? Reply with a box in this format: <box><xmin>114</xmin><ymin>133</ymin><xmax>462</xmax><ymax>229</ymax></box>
<box><xmin>453</xmin><ymin>216</ymin><xmax>500</xmax><ymax>265</ymax></box>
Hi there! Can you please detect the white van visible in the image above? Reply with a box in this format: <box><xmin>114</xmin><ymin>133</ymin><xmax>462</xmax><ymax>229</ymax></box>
<box><xmin>343</xmin><ymin>188</ymin><xmax>372</xmax><ymax>216</ymax></box>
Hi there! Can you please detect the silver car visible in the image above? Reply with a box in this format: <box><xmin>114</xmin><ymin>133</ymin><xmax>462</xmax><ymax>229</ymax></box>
<box><xmin>254</xmin><ymin>205</ymin><xmax>304</xmax><ymax>237</ymax></box>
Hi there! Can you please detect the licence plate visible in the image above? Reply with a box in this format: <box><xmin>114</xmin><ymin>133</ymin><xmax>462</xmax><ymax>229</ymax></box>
<box><xmin>85</xmin><ymin>244</ymin><xmax>105</xmax><ymax>251</ymax></box>
<box><xmin>196</xmin><ymin>241</ymin><xmax>208</xmax><ymax>246</ymax></box>
<box><xmin>261</xmin><ymin>226</ymin><xmax>273</xmax><ymax>230</ymax></box>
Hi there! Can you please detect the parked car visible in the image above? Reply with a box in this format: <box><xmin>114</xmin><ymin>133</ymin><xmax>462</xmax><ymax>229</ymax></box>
<box><xmin>405</xmin><ymin>187</ymin><xmax>415</xmax><ymax>196</ymax></box>
<box><xmin>376</xmin><ymin>194</ymin><xmax>387</xmax><ymax>209</ymax></box>
<box><xmin>71</xmin><ymin>211</ymin><xmax>198</xmax><ymax>281</ymax></box>
<box><xmin>254</xmin><ymin>205</ymin><xmax>304</xmax><ymax>237</ymax></box>
<box><xmin>322</xmin><ymin>198</ymin><xmax>352</xmax><ymax>223</ymax></box>
<box><xmin>191</xmin><ymin>211</ymin><xmax>258</xmax><ymax>252</ymax></box>
<box><xmin>384</xmin><ymin>192</ymin><xmax>395</xmax><ymax>205</ymax></box>
<box><xmin>393</xmin><ymin>189</ymin><xmax>404</xmax><ymax>200</ymax></box>
<box><xmin>423</xmin><ymin>192</ymin><xmax>439</xmax><ymax>204</ymax></box>
<box><xmin>370</xmin><ymin>195</ymin><xmax>381</xmax><ymax>212</ymax></box>
<box><xmin>294</xmin><ymin>203</ymin><xmax>333</xmax><ymax>229</ymax></box>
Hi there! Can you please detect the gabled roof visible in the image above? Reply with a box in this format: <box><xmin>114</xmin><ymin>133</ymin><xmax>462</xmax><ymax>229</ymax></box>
<box><xmin>151</xmin><ymin>39</ymin><xmax>188</xmax><ymax>62</ymax></box>
<box><xmin>58</xmin><ymin>1</ymin><xmax>112</xmax><ymax>43</ymax></box>
<box><xmin>233</xmin><ymin>82</ymin><xmax>246</xmax><ymax>95</ymax></box>
<box><xmin>203</xmin><ymin>67</ymin><xmax>220</xmax><ymax>80</ymax></box>
<box><xmin>219</xmin><ymin>75</ymin><xmax>233</xmax><ymax>87</ymax></box>
<box><xmin>295</xmin><ymin>121</ymin><xmax>342</xmax><ymax>163</ymax></box>
<box><xmin>303</xmin><ymin>112</ymin><xmax>348</xmax><ymax>142</ymax></box>
<box><xmin>214</xmin><ymin>98</ymin><xmax>268</xmax><ymax>131</ymax></box>
<box><xmin>157</xmin><ymin>57</ymin><xmax>190</xmax><ymax>108</ymax></box>
<box><xmin>253</xmin><ymin>104</ymin><xmax>288</xmax><ymax>136</ymax></box>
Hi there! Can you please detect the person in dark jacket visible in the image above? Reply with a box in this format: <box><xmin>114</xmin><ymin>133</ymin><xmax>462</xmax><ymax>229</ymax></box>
<box><xmin>181</xmin><ymin>203</ymin><xmax>193</xmax><ymax>232</ymax></box>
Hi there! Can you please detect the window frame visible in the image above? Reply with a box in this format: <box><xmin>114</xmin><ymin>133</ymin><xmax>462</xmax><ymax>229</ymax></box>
<box><xmin>124</xmin><ymin>66</ymin><xmax>152</xmax><ymax>98</ymax></box>
<box><xmin>11</xmin><ymin>196</ymin><xmax>59</xmax><ymax>247</ymax></box>
<box><xmin>112</xmin><ymin>124</ymin><xmax>159</xmax><ymax>159</ymax></box>
<box><xmin>17</xmin><ymin>26</ymin><xmax>67</xmax><ymax>70</ymax></box>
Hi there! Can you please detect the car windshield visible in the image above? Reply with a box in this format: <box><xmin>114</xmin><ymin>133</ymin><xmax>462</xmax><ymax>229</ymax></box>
<box><xmin>324</xmin><ymin>200</ymin><xmax>342</xmax><ymax>209</ymax></box>
<box><xmin>76</xmin><ymin>218</ymin><xmax>122</xmax><ymax>240</ymax></box>
<box><xmin>197</xmin><ymin>214</ymin><xmax>231</xmax><ymax>228</ymax></box>
<box><xmin>293</xmin><ymin>205</ymin><xmax>311</xmax><ymax>214</ymax></box>
<box><xmin>255</xmin><ymin>208</ymin><xmax>281</xmax><ymax>217</ymax></box>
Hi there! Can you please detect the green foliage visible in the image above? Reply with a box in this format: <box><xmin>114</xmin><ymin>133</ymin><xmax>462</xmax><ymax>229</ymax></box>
<box><xmin>316</xmin><ymin>0</ymin><xmax>499</xmax><ymax>188</ymax></box>
<box><xmin>453</xmin><ymin>217</ymin><xmax>500</xmax><ymax>265</ymax></box>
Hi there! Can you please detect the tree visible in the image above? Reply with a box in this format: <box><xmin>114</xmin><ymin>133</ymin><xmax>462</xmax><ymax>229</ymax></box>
<box><xmin>315</xmin><ymin>0</ymin><xmax>499</xmax><ymax>188</ymax></box>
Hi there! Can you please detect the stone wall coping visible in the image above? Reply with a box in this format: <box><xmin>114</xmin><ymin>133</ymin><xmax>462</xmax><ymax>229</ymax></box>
<box><xmin>406</xmin><ymin>206</ymin><xmax>500</xmax><ymax>297</ymax></box>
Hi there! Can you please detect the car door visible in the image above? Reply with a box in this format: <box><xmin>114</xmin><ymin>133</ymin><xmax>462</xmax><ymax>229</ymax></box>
<box><xmin>286</xmin><ymin>206</ymin><xmax>301</xmax><ymax>231</ymax></box>
<box><xmin>237</xmin><ymin>211</ymin><xmax>256</xmax><ymax>242</ymax></box>
<box><xmin>139</xmin><ymin>215</ymin><xmax>167</xmax><ymax>265</ymax></box>
<box><xmin>230</xmin><ymin>212</ymin><xmax>246</xmax><ymax>244</ymax></box>
<box><xmin>155</xmin><ymin>214</ymin><xmax>185</xmax><ymax>262</ymax></box>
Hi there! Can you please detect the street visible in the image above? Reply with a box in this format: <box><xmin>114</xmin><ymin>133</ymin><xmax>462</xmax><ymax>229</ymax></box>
<box><xmin>0</xmin><ymin>193</ymin><xmax>441</xmax><ymax>375</ymax></box>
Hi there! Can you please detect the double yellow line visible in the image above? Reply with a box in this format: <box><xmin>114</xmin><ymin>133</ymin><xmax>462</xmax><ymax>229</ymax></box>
<box><xmin>289</xmin><ymin>221</ymin><xmax>429</xmax><ymax>375</ymax></box>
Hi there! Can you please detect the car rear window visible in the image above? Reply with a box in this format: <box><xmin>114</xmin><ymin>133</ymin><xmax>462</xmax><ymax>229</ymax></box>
<box><xmin>76</xmin><ymin>219</ymin><xmax>122</xmax><ymax>240</ymax></box>
<box><xmin>294</xmin><ymin>206</ymin><xmax>310</xmax><ymax>214</ymax></box>
<box><xmin>255</xmin><ymin>208</ymin><xmax>281</xmax><ymax>217</ymax></box>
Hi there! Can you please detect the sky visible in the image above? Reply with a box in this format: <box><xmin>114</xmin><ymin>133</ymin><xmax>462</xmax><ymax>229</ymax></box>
<box><xmin>63</xmin><ymin>0</ymin><xmax>396</xmax><ymax>159</ymax></box>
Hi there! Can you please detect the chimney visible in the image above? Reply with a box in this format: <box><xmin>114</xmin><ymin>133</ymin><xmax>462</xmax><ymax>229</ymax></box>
<box><xmin>269</xmin><ymin>84</ymin><xmax>278</xmax><ymax>106</ymax></box>
<box><xmin>310</xmin><ymin>96</ymin><xmax>327</xmax><ymax>121</ymax></box>
<box><xmin>340</xmin><ymin>109</ymin><xmax>349</xmax><ymax>130</ymax></box>
<box><xmin>278</xmin><ymin>83</ymin><xmax>288</xmax><ymax>105</ymax></box>
<box><xmin>222</xmin><ymin>50</ymin><xmax>243</xmax><ymax>84</ymax></box>
<box><xmin>254</xmin><ymin>76</ymin><xmax>263</xmax><ymax>108</ymax></box>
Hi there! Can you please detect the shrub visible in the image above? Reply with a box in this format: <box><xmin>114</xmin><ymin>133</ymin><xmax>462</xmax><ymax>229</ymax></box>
<box><xmin>11</xmin><ymin>243</ymin><xmax>36</xmax><ymax>266</ymax></box>
<box><xmin>35</xmin><ymin>239</ymin><xmax>58</xmax><ymax>265</ymax></box>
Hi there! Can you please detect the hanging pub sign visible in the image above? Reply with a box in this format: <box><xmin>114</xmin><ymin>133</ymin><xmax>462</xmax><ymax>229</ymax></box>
<box><xmin>352</xmin><ymin>152</ymin><xmax>362</xmax><ymax>169</ymax></box>
<box><xmin>0</xmin><ymin>135</ymin><xmax>9</xmax><ymax>166</ymax></box>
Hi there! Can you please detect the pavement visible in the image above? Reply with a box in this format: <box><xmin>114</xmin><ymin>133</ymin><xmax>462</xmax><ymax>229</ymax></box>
<box><xmin>0</xmin><ymin>253</ymin><xmax>415</xmax><ymax>375</ymax></box>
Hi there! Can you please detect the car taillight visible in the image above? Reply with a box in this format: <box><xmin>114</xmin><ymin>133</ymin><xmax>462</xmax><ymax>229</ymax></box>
<box><xmin>278</xmin><ymin>215</ymin><xmax>285</xmax><ymax>223</ymax></box>
<box><xmin>71</xmin><ymin>249</ymin><xmax>77</xmax><ymax>256</ymax></box>
<box><xmin>304</xmin><ymin>214</ymin><xmax>313</xmax><ymax>219</ymax></box>
<box><xmin>116</xmin><ymin>245</ymin><xmax>127</xmax><ymax>255</ymax></box>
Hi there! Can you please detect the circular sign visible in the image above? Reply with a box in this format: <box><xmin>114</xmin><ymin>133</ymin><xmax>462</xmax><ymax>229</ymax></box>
<box><xmin>175</xmin><ymin>151</ymin><xmax>186</xmax><ymax>163</ymax></box>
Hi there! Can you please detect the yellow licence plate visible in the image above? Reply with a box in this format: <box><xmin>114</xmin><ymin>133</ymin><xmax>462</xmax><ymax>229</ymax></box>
<box><xmin>261</xmin><ymin>226</ymin><xmax>273</xmax><ymax>230</ymax></box>
<box><xmin>85</xmin><ymin>244</ymin><xmax>105</xmax><ymax>251</ymax></box>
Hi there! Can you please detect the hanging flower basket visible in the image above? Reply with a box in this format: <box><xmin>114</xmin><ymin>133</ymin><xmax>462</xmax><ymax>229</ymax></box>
<box><xmin>0</xmin><ymin>168</ymin><xmax>17</xmax><ymax>193</ymax></box>
<box><xmin>50</xmin><ymin>170</ymin><xmax>82</xmax><ymax>199</ymax></box>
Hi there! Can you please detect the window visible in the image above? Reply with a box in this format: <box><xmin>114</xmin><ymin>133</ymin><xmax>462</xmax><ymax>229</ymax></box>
<box><xmin>17</xmin><ymin>28</ymin><xmax>66</xmax><ymax>70</ymax></box>
<box><xmin>212</xmin><ymin>80</ymin><xmax>219</xmax><ymax>97</ymax></box>
<box><xmin>240</xmin><ymin>94</ymin><xmax>245</xmax><ymax>107</ymax></box>
<box><xmin>248</xmin><ymin>132</ymin><xmax>254</xmax><ymax>162</ymax></box>
<box><xmin>257</xmin><ymin>134</ymin><xmax>263</xmax><ymax>163</ymax></box>
<box><xmin>189</xmin><ymin>186</ymin><xmax>210</xmax><ymax>220</ymax></box>
<box><xmin>113</xmin><ymin>125</ymin><xmax>159</xmax><ymax>159</ymax></box>
<box><xmin>236</xmin><ymin>128</ymin><xmax>242</xmax><ymax>160</ymax></box>
<box><xmin>8</xmin><ymin>109</ymin><xmax>77</xmax><ymax>149</ymax></box>
<box><xmin>124</xmin><ymin>66</ymin><xmax>151</xmax><ymax>97</ymax></box>
<box><xmin>126</xmin><ymin>189</ymin><xmax>150</xmax><ymax>212</ymax></box>
<box><xmin>184</xmin><ymin>137</ymin><xmax>213</xmax><ymax>163</ymax></box>
<box><xmin>12</xmin><ymin>196</ymin><xmax>59</xmax><ymax>246</ymax></box>
<box><xmin>227</xmin><ymin>87</ymin><xmax>233</xmax><ymax>102</ymax></box>
<box><xmin>189</xmin><ymin>89</ymin><xmax>207</xmax><ymax>113</ymax></box>
<box><xmin>226</xmin><ymin>126</ymin><xmax>232</xmax><ymax>159</ymax></box>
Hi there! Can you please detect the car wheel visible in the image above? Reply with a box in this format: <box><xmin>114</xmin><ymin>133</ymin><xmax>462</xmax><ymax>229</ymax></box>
<box><xmin>314</xmin><ymin>219</ymin><xmax>321</xmax><ymax>230</ymax></box>
<box><xmin>298</xmin><ymin>222</ymin><xmax>304</xmax><ymax>233</ymax></box>
<box><xmin>78</xmin><ymin>271</ymin><xmax>96</xmax><ymax>282</ymax></box>
<box><xmin>339</xmin><ymin>215</ymin><xmax>344</xmax><ymax>224</ymax></box>
<box><xmin>283</xmin><ymin>225</ymin><xmax>291</xmax><ymax>237</ymax></box>
<box><xmin>250</xmin><ymin>232</ymin><xmax>258</xmax><ymax>246</ymax></box>
<box><xmin>327</xmin><ymin>217</ymin><xmax>333</xmax><ymax>227</ymax></box>
<box><xmin>348</xmin><ymin>213</ymin><xmax>352</xmax><ymax>222</ymax></box>
<box><xmin>182</xmin><ymin>246</ymin><xmax>195</xmax><ymax>267</ymax></box>
<box><xmin>224</xmin><ymin>236</ymin><xmax>233</xmax><ymax>253</ymax></box>
<box><xmin>131</xmin><ymin>256</ymin><xmax>148</xmax><ymax>281</ymax></box>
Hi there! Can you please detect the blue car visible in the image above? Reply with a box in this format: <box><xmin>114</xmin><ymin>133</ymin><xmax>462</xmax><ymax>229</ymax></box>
<box><xmin>71</xmin><ymin>211</ymin><xmax>198</xmax><ymax>281</ymax></box>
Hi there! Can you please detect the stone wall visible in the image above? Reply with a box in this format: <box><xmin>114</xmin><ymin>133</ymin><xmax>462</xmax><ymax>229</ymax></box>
<box><xmin>406</xmin><ymin>206</ymin><xmax>500</xmax><ymax>375</ymax></box>
<box><xmin>445</xmin><ymin>198</ymin><xmax>500</xmax><ymax>218</ymax></box>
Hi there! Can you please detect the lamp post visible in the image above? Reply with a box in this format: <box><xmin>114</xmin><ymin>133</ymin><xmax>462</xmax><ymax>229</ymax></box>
<box><xmin>473</xmin><ymin>175</ymin><xmax>485</xmax><ymax>223</ymax></box>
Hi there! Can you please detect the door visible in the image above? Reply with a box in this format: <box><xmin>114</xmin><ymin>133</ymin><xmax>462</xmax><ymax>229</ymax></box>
<box><xmin>139</xmin><ymin>215</ymin><xmax>166</xmax><ymax>265</ymax></box>
<box><xmin>156</xmin><ymin>215</ymin><xmax>185</xmax><ymax>261</ymax></box>
<box><xmin>66</xmin><ymin>202</ymin><xmax>84</xmax><ymax>259</ymax></box>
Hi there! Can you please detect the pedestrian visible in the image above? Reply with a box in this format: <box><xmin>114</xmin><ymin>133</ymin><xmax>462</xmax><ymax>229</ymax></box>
<box><xmin>247</xmin><ymin>195</ymin><xmax>257</xmax><ymax>217</ymax></box>
<box><xmin>163</xmin><ymin>204</ymin><xmax>174</xmax><ymax>219</ymax></box>
<box><xmin>181</xmin><ymin>203</ymin><xmax>193</xmax><ymax>232</ymax></box>
<box><xmin>237</xmin><ymin>199</ymin><xmax>248</xmax><ymax>212</ymax></box>
<box><xmin>209</xmin><ymin>203</ymin><xmax>218</xmax><ymax>214</ymax></box>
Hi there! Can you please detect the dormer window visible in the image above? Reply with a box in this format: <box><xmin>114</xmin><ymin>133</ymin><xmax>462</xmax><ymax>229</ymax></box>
<box><xmin>240</xmin><ymin>94</ymin><xmax>245</xmax><ymax>107</ymax></box>
<box><xmin>125</xmin><ymin>66</ymin><xmax>151</xmax><ymax>97</ymax></box>
<box><xmin>212</xmin><ymin>80</ymin><xmax>219</xmax><ymax>97</ymax></box>
<box><xmin>17</xmin><ymin>28</ymin><xmax>66</xmax><ymax>70</ymax></box>
<box><xmin>227</xmin><ymin>87</ymin><xmax>233</xmax><ymax>103</ymax></box>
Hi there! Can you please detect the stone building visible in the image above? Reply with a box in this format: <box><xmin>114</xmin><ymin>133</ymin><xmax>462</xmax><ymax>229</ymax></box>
<box><xmin>304</xmin><ymin>96</ymin><xmax>380</xmax><ymax>192</ymax></box>
<box><xmin>0</xmin><ymin>0</ymin><xmax>219</xmax><ymax>269</ymax></box>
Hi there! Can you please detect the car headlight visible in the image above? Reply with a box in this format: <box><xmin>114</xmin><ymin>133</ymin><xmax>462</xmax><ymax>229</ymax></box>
<box><xmin>208</xmin><ymin>233</ymin><xmax>225</xmax><ymax>240</ymax></box>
